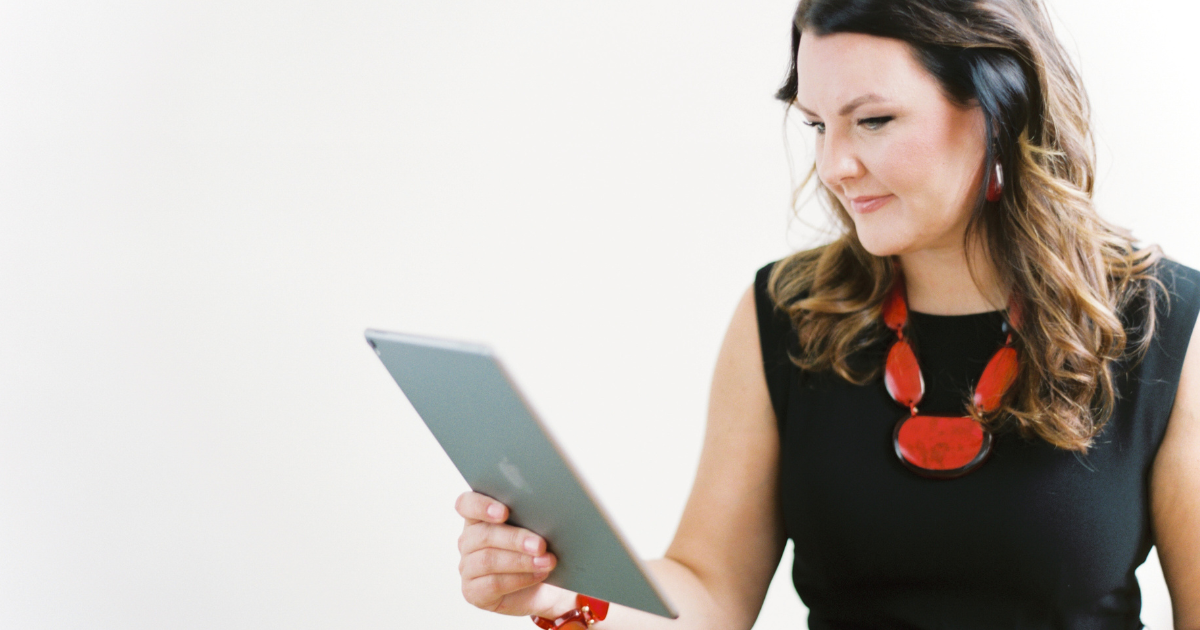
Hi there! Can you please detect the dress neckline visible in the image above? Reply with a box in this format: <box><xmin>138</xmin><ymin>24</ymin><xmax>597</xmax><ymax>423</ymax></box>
<box><xmin>908</xmin><ymin>309</ymin><xmax>1005</xmax><ymax>319</ymax></box>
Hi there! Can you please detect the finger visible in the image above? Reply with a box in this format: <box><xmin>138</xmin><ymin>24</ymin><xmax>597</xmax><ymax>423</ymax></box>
<box><xmin>462</xmin><ymin>570</ymin><xmax>553</xmax><ymax>609</ymax></box>
<box><xmin>455</xmin><ymin>491</ymin><xmax>508</xmax><ymax>523</ymax></box>
<box><xmin>460</xmin><ymin>547</ymin><xmax>557</xmax><ymax>580</ymax></box>
<box><xmin>458</xmin><ymin>520</ymin><xmax>546</xmax><ymax>556</ymax></box>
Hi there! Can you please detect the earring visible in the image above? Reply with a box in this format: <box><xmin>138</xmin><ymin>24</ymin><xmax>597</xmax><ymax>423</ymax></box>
<box><xmin>986</xmin><ymin>162</ymin><xmax>1004</xmax><ymax>202</ymax></box>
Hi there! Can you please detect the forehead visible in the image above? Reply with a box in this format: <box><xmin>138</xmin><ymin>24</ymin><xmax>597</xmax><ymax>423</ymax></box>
<box><xmin>795</xmin><ymin>32</ymin><xmax>941</xmax><ymax>113</ymax></box>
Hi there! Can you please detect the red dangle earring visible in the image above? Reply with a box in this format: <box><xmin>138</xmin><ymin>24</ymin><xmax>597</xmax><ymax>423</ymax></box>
<box><xmin>986</xmin><ymin>161</ymin><xmax>1004</xmax><ymax>202</ymax></box>
<box><xmin>881</xmin><ymin>272</ymin><xmax>1020</xmax><ymax>479</ymax></box>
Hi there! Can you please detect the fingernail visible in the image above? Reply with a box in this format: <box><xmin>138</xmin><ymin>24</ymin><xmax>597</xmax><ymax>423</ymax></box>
<box><xmin>533</xmin><ymin>570</ymin><xmax>550</xmax><ymax>579</ymax></box>
<box><xmin>533</xmin><ymin>554</ymin><xmax>551</xmax><ymax>568</ymax></box>
<box><xmin>523</xmin><ymin>538</ymin><xmax>539</xmax><ymax>553</ymax></box>
<box><xmin>487</xmin><ymin>504</ymin><xmax>504</xmax><ymax>520</ymax></box>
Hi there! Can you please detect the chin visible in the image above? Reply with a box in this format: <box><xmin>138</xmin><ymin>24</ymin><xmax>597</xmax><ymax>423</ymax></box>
<box><xmin>852</xmin><ymin>226</ymin><xmax>907</xmax><ymax>258</ymax></box>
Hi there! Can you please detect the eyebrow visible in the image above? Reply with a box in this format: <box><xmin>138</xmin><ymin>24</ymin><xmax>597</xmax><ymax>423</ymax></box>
<box><xmin>795</xmin><ymin>93</ymin><xmax>890</xmax><ymax>117</ymax></box>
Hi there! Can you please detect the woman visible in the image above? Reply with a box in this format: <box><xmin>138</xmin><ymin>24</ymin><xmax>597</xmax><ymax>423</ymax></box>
<box><xmin>454</xmin><ymin>0</ymin><xmax>1200</xmax><ymax>627</ymax></box>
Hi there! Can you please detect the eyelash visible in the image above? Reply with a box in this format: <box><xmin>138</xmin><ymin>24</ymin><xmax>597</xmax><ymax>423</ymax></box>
<box><xmin>802</xmin><ymin>116</ymin><xmax>894</xmax><ymax>134</ymax></box>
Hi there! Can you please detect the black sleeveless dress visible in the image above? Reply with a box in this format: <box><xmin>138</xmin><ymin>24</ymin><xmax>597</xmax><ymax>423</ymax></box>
<box><xmin>753</xmin><ymin>258</ymin><xmax>1200</xmax><ymax>630</ymax></box>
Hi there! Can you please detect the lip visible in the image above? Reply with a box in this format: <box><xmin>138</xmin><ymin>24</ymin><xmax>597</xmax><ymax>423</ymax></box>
<box><xmin>849</xmin><ymin>194</ymin><xmax>893</xmax><ymax>214</ymax></box>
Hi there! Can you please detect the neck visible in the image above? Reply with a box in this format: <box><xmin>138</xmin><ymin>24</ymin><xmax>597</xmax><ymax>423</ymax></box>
<box><xmin>897</xmin><ymin>240</ymin><xmax>1006</xmax><ymax>315</ymax></box>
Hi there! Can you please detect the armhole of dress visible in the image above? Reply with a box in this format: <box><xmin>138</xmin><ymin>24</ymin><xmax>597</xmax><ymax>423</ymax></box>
<box><xmin>755</xmin><ymin>262</ymin><xmax>794</xmax><ymax>434</ymax></box>
<box><xmin>1148</xmin><ymin>258</ymin><xmax>1200</xmax><ymax>450</ymax></box>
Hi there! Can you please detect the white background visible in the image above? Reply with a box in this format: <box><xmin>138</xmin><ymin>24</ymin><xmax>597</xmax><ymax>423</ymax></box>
<box><xmin>0</xmin><ymin>1</ymin><xmax>1195</xmax><ymax>628</ymax></box>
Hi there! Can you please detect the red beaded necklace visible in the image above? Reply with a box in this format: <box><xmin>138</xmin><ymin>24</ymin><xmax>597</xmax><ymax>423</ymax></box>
<box><xmin>882</xmin><ymin>273</ymin><xmax>1020</xmax><ymax>479</ymax></box>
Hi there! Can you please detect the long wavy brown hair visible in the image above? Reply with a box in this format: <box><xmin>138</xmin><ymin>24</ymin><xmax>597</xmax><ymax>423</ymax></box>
<box><xmin>769</xmin><ymin>0</ymin><xmax>1164</xmax><ymax>452</ymax></box>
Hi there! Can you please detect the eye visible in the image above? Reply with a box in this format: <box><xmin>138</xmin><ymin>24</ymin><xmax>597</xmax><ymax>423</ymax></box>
<box><xmin>859</xmin><ymin>116</ymin><xmax>894</xmax><ymax>131</ymax></box>
<box><xmin>802</xmin><ymin>120</ymin><xmax>826</xmax><ymax>134</ymax></box>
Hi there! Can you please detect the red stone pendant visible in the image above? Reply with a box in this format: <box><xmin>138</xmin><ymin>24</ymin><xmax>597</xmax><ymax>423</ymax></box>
<box><xmin>893</xmin><ymin>414</ymin><xmax>994</xmax><ymax>479</ymax></box>
<box><xmin>973</xmin><ymin>345</ymin><xmax>1017</xmax><ymax>412</ymax></box>
<box><xmin>882</xmin><ymin>280</ymin><xmax>908</xmax><ymax>332</ymax></box>
<box><xmin>884</xmin><ymin>340</ymin><xmax>924</xmax><ymax>408</ymax></box>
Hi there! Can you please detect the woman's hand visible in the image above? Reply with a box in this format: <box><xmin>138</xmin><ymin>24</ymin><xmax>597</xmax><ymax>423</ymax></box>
<box><xmin>455</xmin><ymin>491</ymin><xmax>573</xmax><ymax>618</ymax></box>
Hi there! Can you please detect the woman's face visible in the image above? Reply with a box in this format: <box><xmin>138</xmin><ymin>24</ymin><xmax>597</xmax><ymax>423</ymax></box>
<box><xmin>795</xmin><ymin>32</ymin><xmax>988</xmax><ymax>257</ymax></box>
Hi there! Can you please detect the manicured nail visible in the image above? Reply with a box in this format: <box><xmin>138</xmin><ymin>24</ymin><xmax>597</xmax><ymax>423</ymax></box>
<box><xmin>487</xmin><ymin>504</ymin><xmax>504</xmax><ymax>520</ymax></box>
<box><xmin>533</xmin><ymin>554</ymin><xmax>551</xmax><ymax>568</ymax></box>
<box><xmin>523</xmin><ymin>538</ymin><xmax>539</xmax><ymax>553</ymax></box>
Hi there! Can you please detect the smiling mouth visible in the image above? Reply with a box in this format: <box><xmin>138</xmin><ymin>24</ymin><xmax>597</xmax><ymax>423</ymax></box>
<box><xmin>849</xmin><ymin>195</ymin><xmax>893</xmax><ymax>214</ymax></box>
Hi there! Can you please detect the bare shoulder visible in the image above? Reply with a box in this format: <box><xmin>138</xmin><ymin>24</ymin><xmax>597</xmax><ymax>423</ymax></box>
<box><xmin>713</xmin><ymin>285</ymin><xmax>770</xmax><ymax>402</ymax></box>
<box><xmin>1150</xmin><ymin>306</ymin><xmax>1200</xmax><ymax>628</ymax></box>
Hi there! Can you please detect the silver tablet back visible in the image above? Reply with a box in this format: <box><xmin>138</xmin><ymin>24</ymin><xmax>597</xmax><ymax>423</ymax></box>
<box><xmin>365</xmin><ymin>329</ymin><xmax>676</xmax><ymax>618</ymax></box>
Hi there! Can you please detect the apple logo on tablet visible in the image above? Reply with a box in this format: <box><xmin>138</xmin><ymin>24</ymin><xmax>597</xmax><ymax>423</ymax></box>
<box><xmin>498</xmin><ymin>457</ymin><xmax>532</xmax><ymax>493</ymax></box>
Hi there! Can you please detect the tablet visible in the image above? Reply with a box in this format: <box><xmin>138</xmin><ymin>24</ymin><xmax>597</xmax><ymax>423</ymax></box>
<box><xmin>365</xmin><ymin>329</ymin><xmax>678</xmax><ymax>619</ymax></box>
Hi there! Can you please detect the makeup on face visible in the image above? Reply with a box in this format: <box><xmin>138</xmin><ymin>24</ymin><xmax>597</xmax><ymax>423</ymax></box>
<box><xmin>793</xmin><ymin>32</ymin><xmax>988</xmax><ymax>258</ymax></box>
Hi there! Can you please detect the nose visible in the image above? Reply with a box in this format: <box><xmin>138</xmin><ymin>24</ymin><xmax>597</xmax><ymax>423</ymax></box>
<box><xmin>816</xmin><ymin>131</ymin><xmax>864</xmax><ymax>191</ymax></box>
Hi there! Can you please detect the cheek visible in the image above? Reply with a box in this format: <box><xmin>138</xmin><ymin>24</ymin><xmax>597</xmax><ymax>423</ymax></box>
<box><xmin>866</xmin><ymin>127</ymin><xmax>983</xmax><ymax>216</ymax></box>
<box><xmin>862</xmin><ymin>133</ymin><xmax>939</xmax><ymax>198</ymax></box>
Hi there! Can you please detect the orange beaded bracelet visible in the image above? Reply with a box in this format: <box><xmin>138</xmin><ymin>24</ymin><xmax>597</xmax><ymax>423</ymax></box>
<box><xmin>531</xmin><ymin>595</ymin><xmax>610</xmax><ymax>629</ymax></box>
